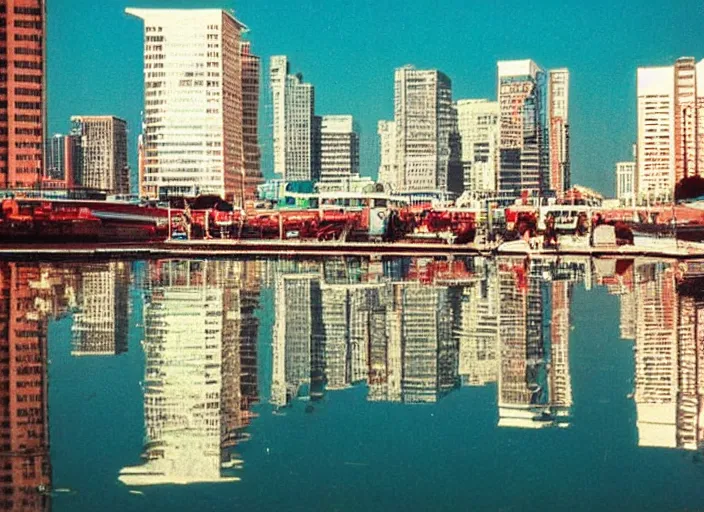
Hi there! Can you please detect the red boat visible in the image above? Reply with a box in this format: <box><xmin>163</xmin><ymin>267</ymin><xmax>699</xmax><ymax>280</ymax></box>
<box><xmin>0</xmin><ymin>197</ymin><xmax>171</xmax><ymax>242</ymax></box>
<box><xmin>0</xmin><ymin>192</ymin><xmax>480</xmax><ymax>245</ymax></box>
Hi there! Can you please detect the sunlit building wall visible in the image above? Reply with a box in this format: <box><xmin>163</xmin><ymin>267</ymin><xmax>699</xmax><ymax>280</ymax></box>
<box><xmin>318</xmin><ymin>115</ymin><xmax>359</xmax><ymax>189</ymax></box>
<box><xmin>497</xmin><ymin>60</ymin><xmax>547</xmax><ymax>197</ymax></box>
<box><xmin>637</xmin><ymin>66</ymin><xmax>676</xmax><ymax>202</ymax></box>
<box><xmin>0</xmin><ymin>1</ymin><xmax>46</xmax><ymax>190</ymax></box>
<box><xmin>127</xmin><ymin>9</ymin><xmax>246</xmax><ymax>203</ymax></box>
<box><xmin>270</xmin><ymin>55</ymin><xmax>317</xmax><ymax>182</ymax></box>
<box><xmin>636</xmin><ymin>58</ymin><xmax>704</xmax><ymax>202</ymax></box>
<box><xmin>394</xmin><ymin>67</ymin><xmax>461</xmax><ymax>195</ymax></box>
<box><xmin>673</xmin><ymin>58</ymin><xmax>700</xmax><ymax>186</ymax></box>
<box><xmin>377</xmin><ymin>120</ymin><xmax>398</xmax><ymax>191</ymax></box>
<box><xmin>616</xmin><ymin>161</ymin><xmax>636</xmax><ymax>206</ymax></box>
<box><xmin>456</xmin><ymin>99</ymin><xmax>499</xmax><ymax>193</ymax></box>
<box><xmin>70</xmin><ymin>116</ymin><xmax>129</xmax><ymax>194</ymax></box>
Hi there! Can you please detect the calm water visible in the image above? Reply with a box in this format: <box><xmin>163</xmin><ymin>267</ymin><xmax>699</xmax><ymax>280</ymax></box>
<box><xmin>2</xmin><ymin>256</ymin><xmax>704</xmax><ymax>511</ymax></box>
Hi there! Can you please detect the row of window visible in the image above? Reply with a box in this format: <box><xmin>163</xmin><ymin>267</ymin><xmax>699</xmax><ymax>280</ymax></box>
<box><xmin>14</xmin><ymin>33</ymin><xmax>41</xmax><ymax>42</ymax></box>
<box><xmin>15</xmin><ymin>74</ymin><xmax>41</xmax><ymax>83</ymax></box>
<box><xmin>15</xmin><ymin>47</ymin><xmax>41</xmax><ymax>56</ymax></box>
<box><xmin>13</xmin><ymin>6</ymin><xmax>42</xmax><ymax>16</ymax></box>
<box><xmin>13</xmin><ymin>20</ymin><xmax>42</xmax><ymax>30</ymax></box>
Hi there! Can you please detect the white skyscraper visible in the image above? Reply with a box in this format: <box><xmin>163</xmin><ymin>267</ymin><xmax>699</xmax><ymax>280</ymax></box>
<box><xmin>637</xmin><ymin>66</ymin><xmax>676</xmax><ymax>202</ymax></box>
<box><xmin>616</xmin><ymin>161</ymin><xmax>636</xmax><ymax>206</ymax></box>
<box><xmin>393</xmin><ymin>67</ymin><xmax>461</xmax><ymax>195</ymax></box>
<box><xmin>377</xmin><ymin>120</ymin><xmax>398</xmax><ymax>191</ymax></box>
<box><xmin>637</xmin><ymin>57</ymin><xmax>704</xmax><ymax>203</ymax></box>
<box><xmin>318</xmin><ymin>115</ymin><xmax>359</xmax><ymax>188</ymax></box>
<box><xmin>456</xmin><ymin>99</ymin><xmax>499</xmax><ymax>193</ymax></box>
<box><xmin>270</xmin><ymin>56</ymin><xmax>317</xmax><ymax>182</ymax></box>
<box><xmin>126</xmin><ymin>8</ymin><xmax>246</xmax><ymax>203</ymax></box>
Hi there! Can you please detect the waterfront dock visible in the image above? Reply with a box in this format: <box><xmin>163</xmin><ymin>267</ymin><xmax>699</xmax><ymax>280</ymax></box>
<box><xmin>1</xmin><ymin>237</ymin><xmax>704</xmax><ymax>261</ymax></box>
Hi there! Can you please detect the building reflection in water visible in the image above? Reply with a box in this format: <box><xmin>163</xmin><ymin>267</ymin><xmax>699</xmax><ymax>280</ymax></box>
<box><xmin>270</xmin><ymin>256</ymin><xmax>584</xmax><ymax>426</ymax></box>
<box><xmin>0</xmin><ymin>264</ymin><xmax>51</xmax><ymax>511</ymax></box>
<box><xmin>0</xmin><ymin>255</ymin><xmax>702</xmax><ymax>494</ymax></box>
<box><xmin>266</xmin><ymin>254</ymin><xmax>704</xmax><ymax>449</ymax></box>
<box><xmin>605</xmin><ymin>259</ymin><xmax>704</xmax><ymax>450</ymax></box>
<box><xmin>71</xmin><ymin>262</ymin><xmax>131</xmax><ymax>356</ymax></box>
<box><xmin>0</xmin><ymin>260</ymin><xmax>132</xmax><ymax>508</ymax></box>
<box><xmin>119</xmin><ymin>260</ymin><xmax>262</xmax><ymax>486</ymax></box>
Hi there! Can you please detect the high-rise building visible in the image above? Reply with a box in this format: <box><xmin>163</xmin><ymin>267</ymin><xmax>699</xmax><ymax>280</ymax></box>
<box><xmin>393</xmin><ymin>66</ymin><xmax>461</xmax><ymax>195</ymax></box>
<box><xmin>43</xmin><ymin>133</ymin><xmax>80</xmax><ymax>188</ymax></box>
<box><xmin>674</xmin><ymin>58</ymin><xmax>700</xmax><ymax>185</ymax></box>
<box><xmin>127</xmin><ymin>9</ymin><xmax>247</xmax><ymax>204</ymax></box>
<box><xmin>377</xmin><ymin>120</ymin><xmax>398</xmax><ymax>191</ymax></box>
<box><xmin>44</xmin><ymin>135</ymin><xmax>66</xmax><ymax>182</ymax></box>
<box><xmin>637</xmin><ymin>57</ymin><xmax>704</xmax><ymax>202</ymax></box>
<box><xmin>637</xmin><ymin>66</ymin><xmax>677</xmax><ymax>202</ymax></box>
<box><xmin>240</xmin><ymin>41</ymin><xmax>262</xmax><ymax>201</ymax></box>
<box><xmin>0</xmin><ymin>1</ymin><xmax>45</xmax><ymax>190</ymax></box>
<box><xmin>548</xmin><ymin>69</ymin><xmax>570</xmax><ymax>197</ymax></box>
<box><xmin>616</xmin><ymin>161</ymin><xmax>636</xmax><ymax>206</ymax></box>
<box><xmin>137</xmin><ymin>133</ymin><xmax>147</xmax><ymax>198</ymax></box>
<box><xmin>70</xmin><ymin>116</ymin><xmax>130</xmax><ymax>194</ymax></box>
<box><xmin>318</xmin><ymin>115</ymin><xmax>359</xmax><ymax>189</ymax></box>
<box><xmin>456</xmin><ymin>99</ymin><xmax>499</xmax><ymax>193</ymax></box>
<box><xmin>497</xmin><ymin>60</ymin><xmax>549</xmax><ymax>197</ymax></box>
<box><xmin>270</xmin><ymin>56</ymin><xmax>317</xmax><ymax>182</ymax></box>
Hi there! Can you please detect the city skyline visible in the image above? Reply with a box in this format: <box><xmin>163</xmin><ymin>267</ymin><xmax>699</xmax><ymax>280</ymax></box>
<box><xmin>45</xmin><ymin>0</ymin><xmax>704</xmax><ymax>197</ymax></box>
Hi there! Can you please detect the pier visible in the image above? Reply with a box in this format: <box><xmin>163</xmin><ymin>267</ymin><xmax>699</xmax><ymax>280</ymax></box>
<box><xmin>1</xmin><ymin>237</ymin><xmax>704</xmax><ymax>261</ymax></box>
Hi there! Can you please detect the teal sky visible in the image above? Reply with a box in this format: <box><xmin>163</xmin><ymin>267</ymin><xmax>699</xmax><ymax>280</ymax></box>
<box><xmin>48</xmin><ymin>0</ymin><xmax>704</xmax><ymax>196</ymax></box>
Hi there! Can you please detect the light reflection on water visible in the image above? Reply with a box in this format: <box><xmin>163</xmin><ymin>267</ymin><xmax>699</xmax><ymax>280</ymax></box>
<box><xmin>1</xmin><ymin>256</ymin><xmax>703</xmax><ymax>511</ymax></box>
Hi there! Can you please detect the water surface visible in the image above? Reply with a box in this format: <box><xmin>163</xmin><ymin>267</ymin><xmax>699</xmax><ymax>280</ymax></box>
<box><xmin>2</xmin><ymin>256</ymin><xmax>704</xmax><ymax>511</ymax></box>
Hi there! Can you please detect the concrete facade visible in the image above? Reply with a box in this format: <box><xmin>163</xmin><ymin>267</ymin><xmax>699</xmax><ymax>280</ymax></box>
<box><xmin>270</xmin><ymin>56</ymin><xmax>317</xmax><ymax>182</ymax></box>
<box><xmin>318</xmin><ymin>115</ymin><xmax>359</xmax><ymax>188</ymax></box>
<box><xmin>393</xmin><ymin>66</ymin><xmax>460</xmax><ymax>195</ymax></box>
<box><xmin>127</xmin><ymin>9</ymin><xmax>246</xmax><ymax>203</ymax></box>
<box><xmin>456</xmin><ymin>99</ymin><xmax>499</xmax><ymax>193</ymax></box>
<box><xmin>70</xmin><ymin>116</ymin><xmax>129</xmax><ymax>195</ymax></box>
<box><xmin>0</xmin><ymin>0</ymin><xmax>46</xmax><ymax>189</ymax></box>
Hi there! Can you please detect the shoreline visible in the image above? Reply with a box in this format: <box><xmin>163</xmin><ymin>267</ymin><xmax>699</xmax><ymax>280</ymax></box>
<box><xmin>0</xmin><ymin>238</ymin><xmax>703</xmax><ymax>261</ymax></box>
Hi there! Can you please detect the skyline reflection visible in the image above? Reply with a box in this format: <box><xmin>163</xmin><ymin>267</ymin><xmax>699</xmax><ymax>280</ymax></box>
<box><xmin>0</xmin><ymin>255</ymin><xmax>700</xmax><ymax>502</ymax></box>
